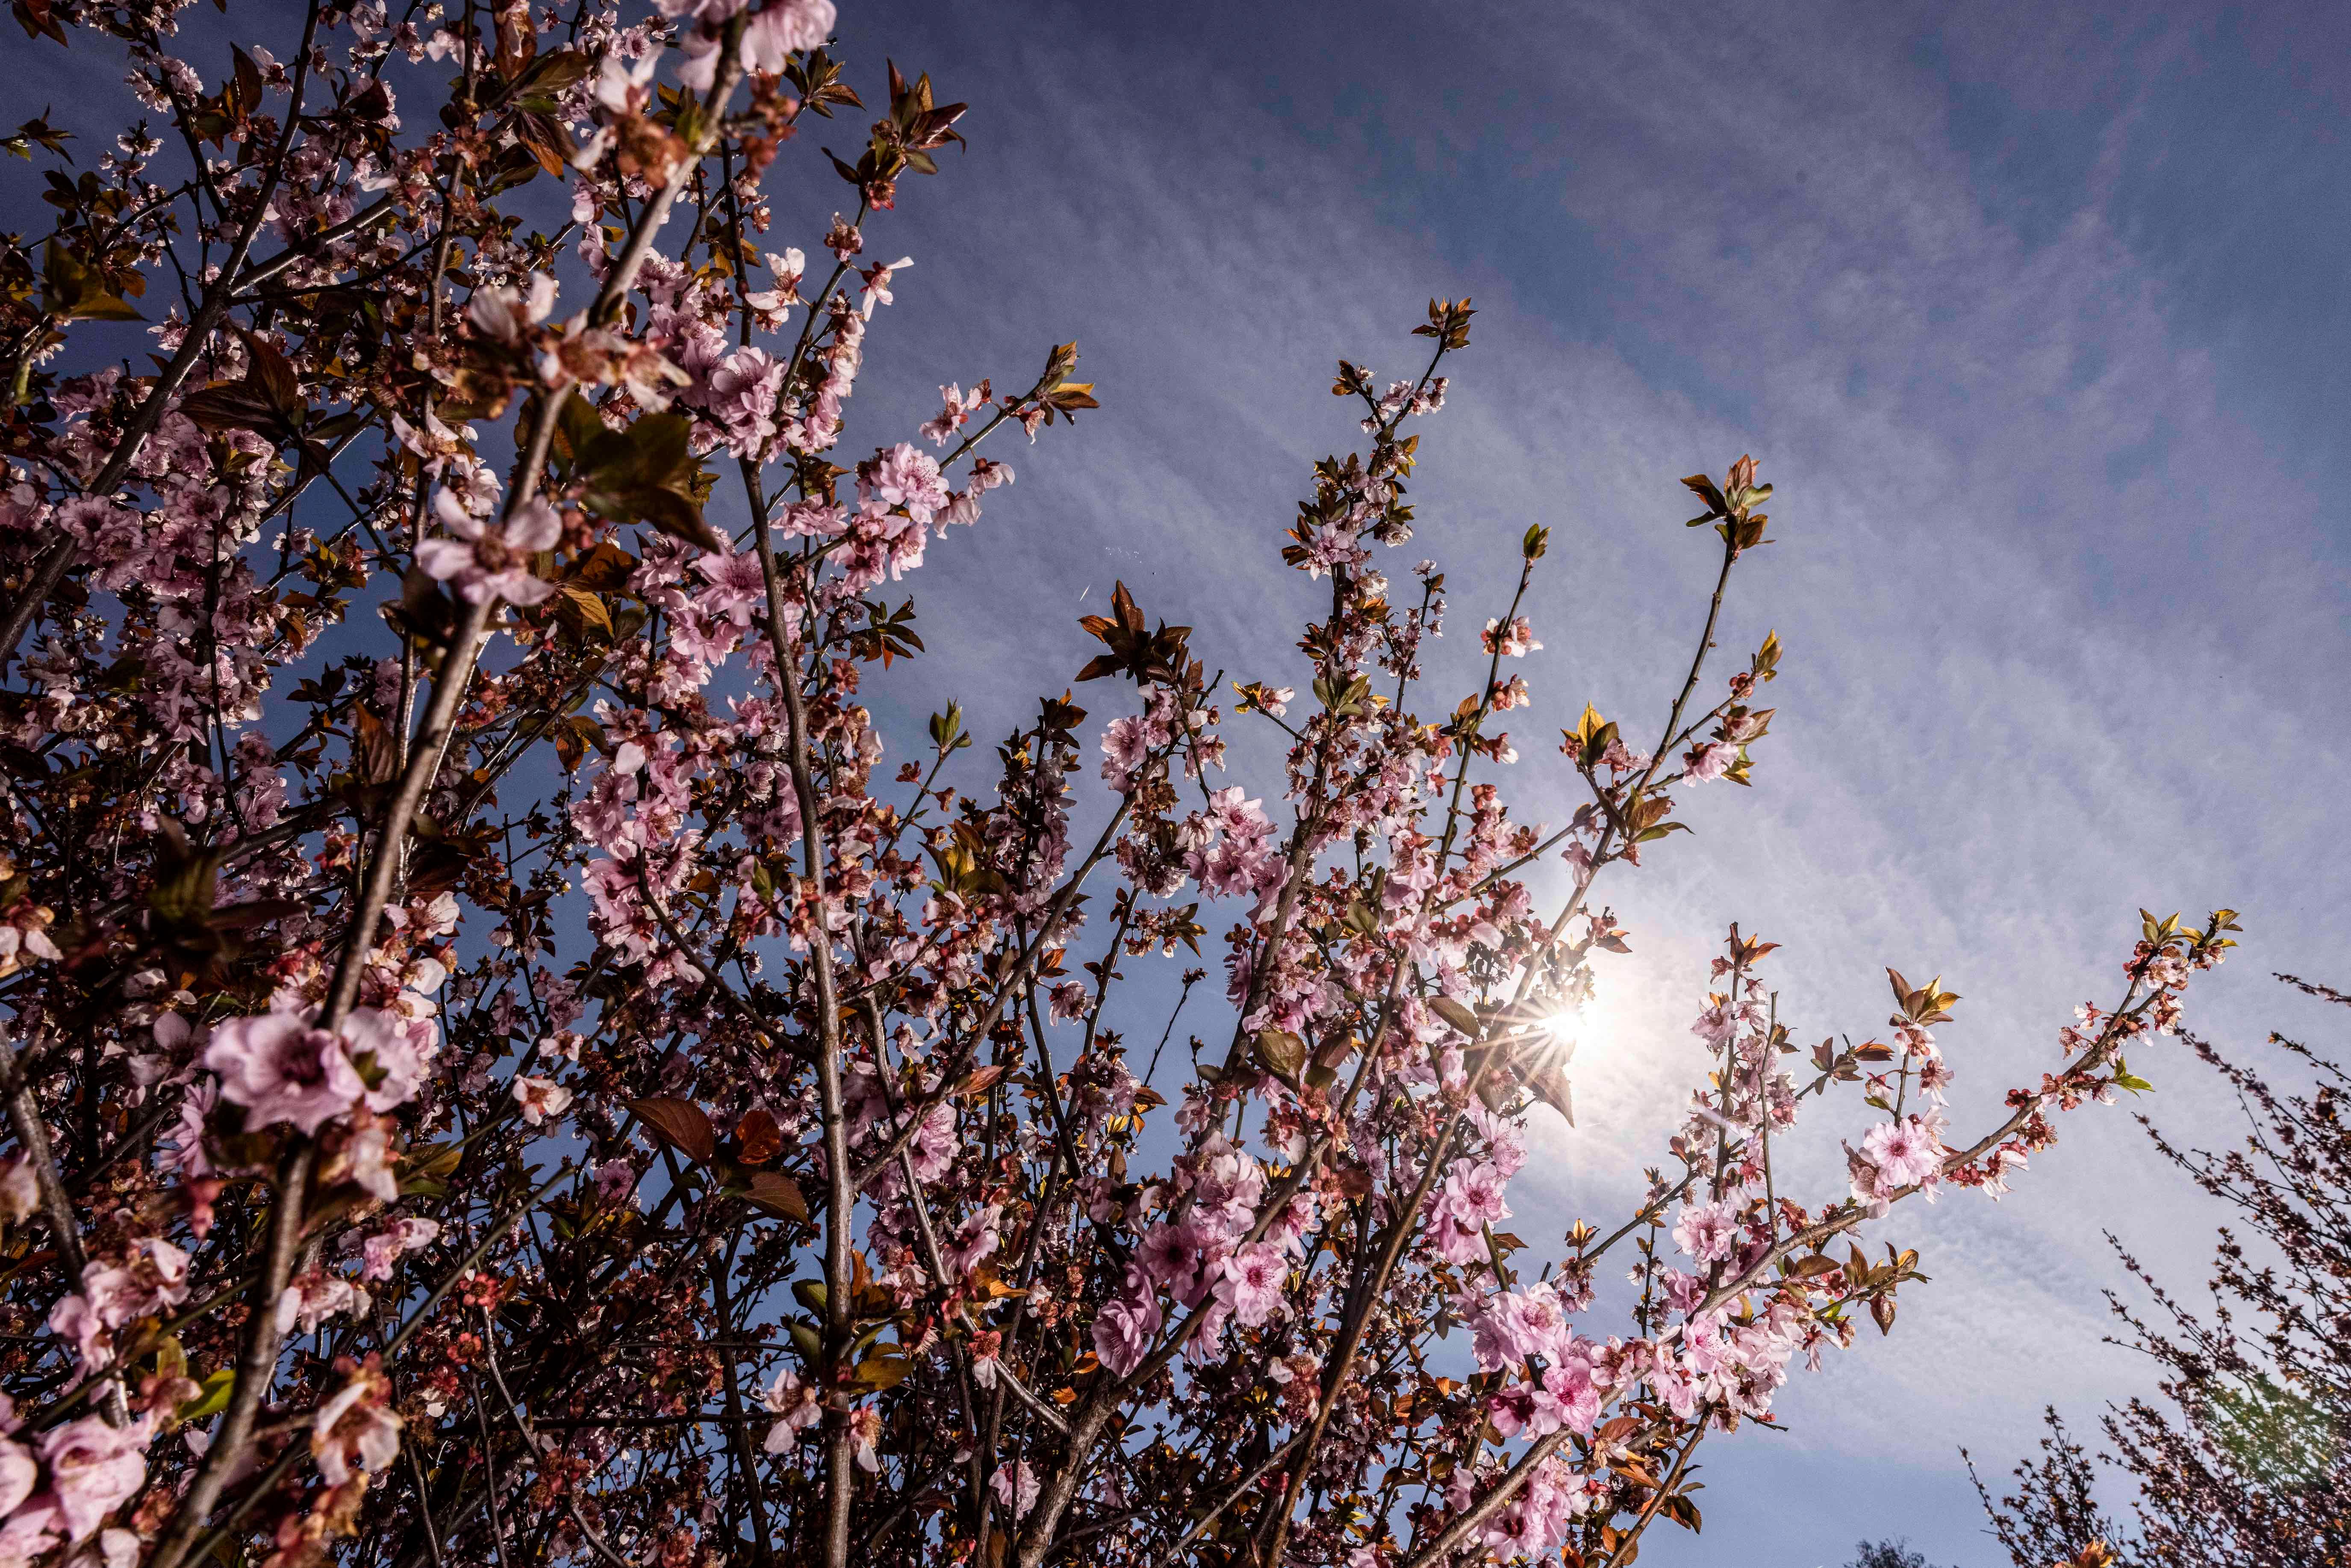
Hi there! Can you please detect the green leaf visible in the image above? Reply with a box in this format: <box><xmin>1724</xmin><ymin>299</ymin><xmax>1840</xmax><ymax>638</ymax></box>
<box><xmin>178</xmin><ymin>1368</ymin><xmax>234</xmax><ymax>1424</ymax></box>
<box><xmin>1252</xmin><ymin>1029</ymin><xmax>1306</xmax><ymax>1085</ymax></box>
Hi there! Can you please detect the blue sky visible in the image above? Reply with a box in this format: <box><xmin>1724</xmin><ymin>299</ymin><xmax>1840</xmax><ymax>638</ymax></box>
<box><xmin>813</xmin><ymin>1</ymin><xmax>2351</xmax><ymax>1560</ymax></box>
<box><xmin>9</xmin><ymin>0</ymin><xmax>2345</xmax><ymax>1559</ymax></box>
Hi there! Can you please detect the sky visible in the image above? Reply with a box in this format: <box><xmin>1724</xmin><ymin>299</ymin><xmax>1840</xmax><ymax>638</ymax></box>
<box><xmin>800</xmin><ymin>1</ymin><xmax>2351</xmax><ymax>1561</ymax></box>
<box><xmin>10</xmin><ymin>0</ymin><xmax>2349</xmax><ymax>1560</ymax></box>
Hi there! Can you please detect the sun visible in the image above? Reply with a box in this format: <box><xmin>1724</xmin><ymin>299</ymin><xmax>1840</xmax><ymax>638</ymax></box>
<box><xmin>1535</xmin><ymin>986</ymin><xmax>1616</xmax><ymax>1061</ymax></box>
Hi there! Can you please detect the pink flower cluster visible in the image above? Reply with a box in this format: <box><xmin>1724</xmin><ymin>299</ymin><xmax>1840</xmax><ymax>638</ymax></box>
<box><xmin>202</xmin><ymin>1006</ymin><xmax>430</xmax><ymax>1136</ymax></box>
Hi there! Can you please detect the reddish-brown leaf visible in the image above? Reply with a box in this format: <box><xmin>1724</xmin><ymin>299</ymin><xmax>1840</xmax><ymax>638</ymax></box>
<box><xmin>629</xmin><ymin>1096</ymin><xmax>716</xmax><ymax>1163</ymax></box>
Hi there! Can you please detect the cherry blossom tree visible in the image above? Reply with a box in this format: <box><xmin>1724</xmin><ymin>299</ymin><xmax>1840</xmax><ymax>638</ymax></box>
<box><xmin>1973</xmin><ymin>976</ymin><xmax>2351</xmax><ymax>1568</ymax></box>
<box><xmin>0</xmin><ymin>0</ymin><xmax>2240</xmax><ymax>1565</ymax></box>
<box><xmin>1845</xmin><ymin>1542</ymin><xmax>1953</xmax><ymax>1568</ymax></box>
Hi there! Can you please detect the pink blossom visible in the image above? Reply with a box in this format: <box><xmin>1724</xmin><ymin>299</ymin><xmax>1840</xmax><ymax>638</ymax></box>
<box><xmin>1862</xmin><ymin>1113</ymin><xmax>1944</xmax><ymax>1189</ymax></box>
<box><xmin>0</xmin><ymin>1159</ymin><xmax>33</xmax><ymax>1226</ymax></box>
<box><xmin>734</xmin><ymin>0</ymin><xmax>836</xmax><ymax>77</ymax></box>
<box><xmin>1092</xmin><ymin>1266</ymin><xmax>1163</xmax><ymax>1376</ymax></box>
<box><xmin>1473</xmin><ymin>1284</ymin><xmax>1570</xmax><ymax>1371</ymax></box>
<box><xmin>941</xmin><ymin>1205</ymin><xmax>1002</xmax><ymax>1276</ymax></box>
<box><xmin>775</xmin><ymin>498</ymin><xmax>847</xmax><ymax>538</ymax></box>
<box><xmin>36</xmin><ymin>1413</ymin><xmax>151</xmax><ymax>1541</ymax></box>
<box><xmin>920</xmin><ymin>381</ymin><xmax>990</xmax><ymax>446</ymax></box>
<box><xmin>339</xmin><ymin>1008</ymin><xmax>427</xmax><ymax>1113</ymax></box>
<box><xmin>857</xmin><ymin>256</ymin><xmax>913</xmax><ymax>318</ymax></box>
<box><xmin>706</xmin><ymin>347</ymin><xmax>786</xmax><ymax>456</ymax></box>
<box><xmin>1482</xmin><ymin>615</ymin><xmax>1542</xmax><ymax>656</ymax></box>
<box><xmin>0</xmin><ymin>1501</ymin><xmax>61</xmax><ymax>1564</ymax></box>
<box><xmin>356</xmin><ymin>1218</ymin><xmax>441</xmax><ymax>1282</ymax></box>
<box><xmin>277</xmin><ymin>1269</ymin><xmax>369</xmax><ymax>1334</ymax></box>
<box><xmin>0</xmin><ymin>1435</ymin><xmax>34</xmax><ymax>1518</ymax></box>
<box><xmin>1542</xmin><ymin>1356</ymin><xmax>1604</xmax><ymax>1435</ymax></box>
<box><xmin>905</xmin><ymin>1102</ymin><xmax>957</xmax><ymax>1182</ymax></box>
<box><xmin>1214</xmin><ymin>1243</ymin><xmax>1287</xmax><ymax>1327</ymax></box>
<box><xmin>847</xmin><ymin>1404</ymin><xmax>882</xmax><ymax>1472</ymax></box>
<box><xmin>512</xmin><ymin>1075</ymin><xmax>574</xmax><ymax>1125</ymax></box>
<box><xmin>1671</xmin><ymin>1200</ymin><xmax>1739</xmax><ymax>1264</ymax></box>
<box><xmin>203</xmin><ymin>1012</ymin><xmax>367</xmax><ymax>1135</ymax></box>
<box><xmin>312</xmin><ymin>1362</ymin><xmax>402</xmax><ymax>1485</ymax></box>
<box><xmin>1136</xmin><ymin>1222</ymin><xmax>1197</xmax><ymax>1294</ymax></box>
<box><xmin>988</xmin><ymin>1459</ymin><xmax>1039</xmax><ymax>1519</ymax></box>
<box><xmin>415</xmin><ymin>492</ymin><xmax>560</xmax><ymax>605</ymax></box>
<box><xmin>1682</xmin><ymin>738</ymin><xmax>1737</xmax><ymax>783</ymax></box>
<box><xmin>1100</xmin><ymin>714</ymin><xmax>1151</xmax><ymax>788</ymax></box>
<box><xmin>1046</xmin><ymin>981</ymin><xmax>1090</xmax><ymax>1023</ymax></box>
<box><xmin>761</xmin><ymin>1367</ymin><xmax>821</xmax><ymax>1452</ymax></box>
<box><xmin>593</xmin><ymin>1159</ymin><xmax>642</xmax><ymax>1208</ymax></box>
<box><xmin>858</xmin><ymin>442</ymin><xmax>949</xmax><ymax>522</ymax></box>
<box><xmin>693</xmin><ymin>545</ymin><xmax>769</xmax><ymax>626</ymax></box>
<box><xmin>1444</xmin><ymin>1161</ymin><xmax>1511</xmax><ymax>1228</ymax></box>
<box><xmin>466</xmin><ymin>274</ymin><xmax>557</xmax><ymax>344</ymax></box>
<box><xmin>1488</xmin><ymin>1379</ymin><xmax>1567</xmax><ymax>1439</ymax></box>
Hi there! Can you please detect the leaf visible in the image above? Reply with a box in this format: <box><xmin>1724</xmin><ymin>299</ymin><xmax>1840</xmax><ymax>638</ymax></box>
<box><xmin>11</xmin><ymin>0</ymin><xmax>70</xmax><ymax>46</ymax></box>
<box><xmin>629</xmin><ymin>1096</ymin><xmax>716</xmax><ymax>1163</ymax></box>
<box><xmin>553</xmin><ymin>583</ymin><xmax>611</xmax><ymax>636</ymax></box>
<box><xmin>1427</xmin><ymin>996</ymin><xmax>1482</xmax><ymax>1040</ymax></box>
<box><xmin>382</xmin><ymin>566</ymin><xmax>459</xmax><ymax>652</ymax></box>
<box><xmin>742</xmin><ymin>1170</ymin><xmax>808</xmax><ymax>1223</ymax></box>
<box><xmin>349</xmin><ymin>704</ymin><xmax>398</xmax><ymax>784</ymax></box>
<box><xmin>1521</xmin><ymin>1056</ymin><xmax>1574</xmax><ymax>1126</ymax></box>
<box><xmin>41</xmin><ymin>240</ymin><xmax>141</xmax><ymax>320</ymax></box>
<box><xmin>952</xmin><ymin>1062</ymin><xmax>1010</xmax><ymax>1099</ymax></box>
<box><xmin>230</xmin><ymin>45</ymin><xmax>263</xmax><ymax>118</ymax></box>
<box><xmin>852</xmin><ymin>1350</ymin><xmax>913</xmax><ymax>1390</ymax></box>
<box><xmin>178</xmin><ymin>332</ymin><xmax>308</xmax><ymax>441</ymax></box>
<box><xmin>565</xmin><ymin>540</ymin><xmax>639</xmax><ymax>592</ymax></box>
<box><xmin>145</xmin><ymin>822</ymin><xmax>219</xmax><ymax>930</ymax></box>
<box><xmin>510</xmin><ymin>47</ymin><xmax>591</xmax><ymax>102</ymax></box>
<box><xmin>1252</xmin><ymin>1028</ymin><xmax>1306</xmax><ymax>1085</ymax></box>
<box><xmin>402</xmin><ymin>1142</ymin><xmax>464</xmax><ymax>1194</ymax></box>
<box><xmin>572</xmin><ymin>411</ymin><xmax>723</xmax><ymax>551</ymax></box>
<box><xmin>734</xmin><ymin>1108</ymin><xmax>784</xmax><ymax>1165</ymax></box>
<box><xmin>1074</xmin><ymin>581</ymin><xmax>1192</xmax><ymax>686</ymax></box>
<box><xmin>177</xmin><ymin>1368</ymin><xmax>235</xmax><ymax>1424</ymax></box>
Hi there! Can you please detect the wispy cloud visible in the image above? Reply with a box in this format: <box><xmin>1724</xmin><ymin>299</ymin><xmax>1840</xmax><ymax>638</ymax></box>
<box><xmin>829</xmin><ymin>0</ymin><xmax>2348</xmax><ymax>1556</ymax></box>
